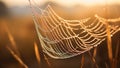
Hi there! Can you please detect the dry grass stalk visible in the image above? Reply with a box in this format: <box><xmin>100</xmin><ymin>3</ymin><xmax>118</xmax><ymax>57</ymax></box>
<box><xmin>4</xmin><ymin>23</ymin><xmax>20</xmax><ymax>57</ymax></box>
<box><xmin>115</xmin><ymin>40</ymin><xmax>119</xmax><ymax>59</ymax></box>
<box><xmin>80</xmin><ymin>54</ymin><xmax>84</xmax><ymax>68</ymax></box>
<box><xmin>113</xmin><ymin>40</ymin><xmax>120</xmax><ymax>68</ymax></box>
<box><xmin>106</xmin><ymin>26</ymin><xmax>113</xmax><ymax>60</ymax></box>
<box><xmin>93</xmin><ymin>47</ymin><xmax>97</xmax><ymax>58</ymax></box>
<box><xmin>105</xmin><ymin>2</ymin><xmax>113</xmax><ymax>66</ymax></box>
<box><xmin>7</xmin><ymin>46</ymin><xmax>28</xmax><ymax>68</ymax></box>
<box><xmin>106</xmin><ymin>22</ymin><xmax>113</xmax><ymax>67</ymax></box>
<box><xmin>44</xmin><ymin>54</ymin><xmax>51</xmax><ymax>67</ymax></box>
<box><xmin>88</xmin><ymin>51</ymin><xmax>98</xmax><ymax>68</ymax></box>
<box><xmin>34</xmin><ymin>42</ymin><xmax>41</xmax><ymax>64</ymax></box>
<box><xmin>7</xmin><ymin>32</ymin><xmax>20</xmax><ymax>56</ymax></box>
<box><xmin>105</xmin><ymin>62</ymin><xmax>109</xmax><ymax>68</ymax></box>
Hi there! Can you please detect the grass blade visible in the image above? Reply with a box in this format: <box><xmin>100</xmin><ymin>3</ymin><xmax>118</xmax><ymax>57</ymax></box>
<box><xmin>5</xmin><ymin>23</ymin><xmax>20</xmax><ymax>57</ymax></box>
<box><xmin>88</xmin><ymin>51</ymin><xmax>98</xmax><ymax>68</ymax></box>
<box><xmin>80</xmin><ymin>54</ymin><xmax>84</xmax><ymax>68</ymax></box>
<box><xmin>34</xmin><ymin>42</ymin><xmax>41</xmax><ymax>64</ymax></box>
<box><xmin>44</xmin><ymin>54</ymin><xmax>51</xmax><ymax>68</ymax></box>
<box><xmin>7</xmin><ymin>46</ymin><xmax>28</xmax><ymax>68</ymax></box>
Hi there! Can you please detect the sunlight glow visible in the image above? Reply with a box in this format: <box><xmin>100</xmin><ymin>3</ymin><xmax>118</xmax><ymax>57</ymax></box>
<box><xmin>52</xmin><ymin>0</ymin><xmax>120</xmax><ymax>7</ymax></box>
<box><xmin>52</xmin><ymin>0</ymin><xmax>106</xmax><ymax>6</ymax></box>
<box><xmin>1</xmin><ymin>0</ymin><xmax>120</xmax><ymax>7</ymax></box>
<box><xmin>80</xmin><ymin>0</ymin><xmax>106</xmax><ymax>6</ymax></box>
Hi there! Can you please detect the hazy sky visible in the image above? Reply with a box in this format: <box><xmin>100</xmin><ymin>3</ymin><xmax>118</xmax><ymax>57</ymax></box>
<box><xmin>1</xmin><ymin>0</ymin><xmax>120</xmax><ymax>7</ymax></box>
<box><xmin>1</xmin><ymin>0</ymin><xmax>47</xmax><ymax>7</ymax></box>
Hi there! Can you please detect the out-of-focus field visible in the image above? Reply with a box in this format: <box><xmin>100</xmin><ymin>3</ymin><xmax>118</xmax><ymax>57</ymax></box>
<box><xmin>0</xmin><ymin>1</ymin><xmax>120</xmax><ymax>68</ymax></box>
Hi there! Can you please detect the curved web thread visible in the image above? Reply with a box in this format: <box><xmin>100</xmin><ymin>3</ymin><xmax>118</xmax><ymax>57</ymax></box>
<box><xmin>30</xmin><ymin>1</ymin><xmax>120</xmax><ymax>59</ymax></box>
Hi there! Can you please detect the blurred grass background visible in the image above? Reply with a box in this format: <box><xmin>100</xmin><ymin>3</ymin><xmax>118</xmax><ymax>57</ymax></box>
<box><xmin>0</xmin><ymin>0</ymin><xmax>120</xmax><ymax>68</ymax></box>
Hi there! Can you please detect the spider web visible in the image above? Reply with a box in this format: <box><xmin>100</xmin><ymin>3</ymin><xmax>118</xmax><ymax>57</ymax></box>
<box><xmin>29</xmin><ymin>1</ymin><xmax>120</xmax><ymax>59</ymax></box>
